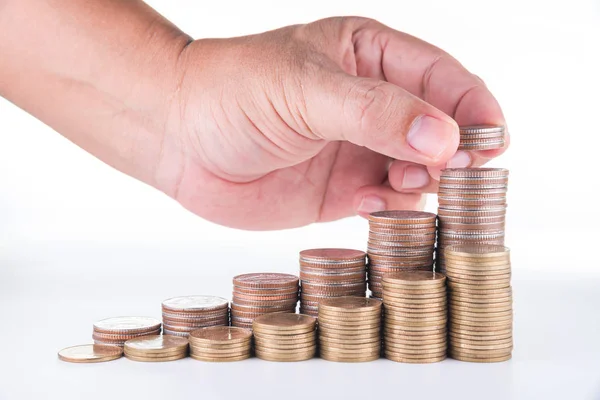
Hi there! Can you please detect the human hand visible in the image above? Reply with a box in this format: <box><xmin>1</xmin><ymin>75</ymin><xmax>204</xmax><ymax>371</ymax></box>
<box><xmin>166</xmin><ymin>17</ymin><xmax>508</xmax><ymax>229</ymax></box>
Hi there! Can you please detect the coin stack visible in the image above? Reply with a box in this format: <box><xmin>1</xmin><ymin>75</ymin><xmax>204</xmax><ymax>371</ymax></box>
<box><xmin>123</xmin><ymin>335</ymin><xmax>189</xmax><ymax>362</ymax></box>
<box><xmin>58</xmin><ymin>345</ymin><xmax>123</xmax><ymax>363</ymax></box>
<box><xmin>367</xmin><ymin>211</ymin><xmax>437</xmax><ymax>299</ymax></box>
<box><xmin>161</xmin><ymin>295</ymin><xmax>229</xmax><ymax>337</ymax></box>
<box><xmin>458</xmin><ymin>125</ymin><xmax>506</xmax><ymax>151</ymax></box>
<box><xmin>437</xmin><ymin>168</ymin><xmax>508</xmax><ymax>273</ymax></box>
<box><xmin>446</xmin><ymin>245</ymin><xmax>513</xmax><ymax>363</ymax></box>
<box><xmin>252</xmin><ymin>313</ymin><xmax>317</xmax><ymax>361</ymax></box>
<box><xmin>231</xmin><ymin>273</ymin><xmax>299</xmax><ymax>329</ymax></box>
<box><xmin>92</xmin><ymin>316</ymin><xmax>162</xmax><ymax>347</ymax></box>
<box><xmin>382</xmin><ymin>271</ymin><xmax>447</xmax><ymax>363</ymax></box>
<box><xmin>298</xmin><ymin>249</ymin><xmax>367</xmax><ymax>317</ymax></box>
<box><xmin>189</xmin><ymin>326</ymin><xmax>252</xmax><ymax>362</ymax></box>
<box><xmin>318</xmin><ymin>297</ymin><xmax>382</xmax><ymax>362</ymax></box>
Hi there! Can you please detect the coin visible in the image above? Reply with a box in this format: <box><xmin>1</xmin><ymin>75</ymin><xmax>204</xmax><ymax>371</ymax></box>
<box><xmin>93</xmin><ymin>316</ymin><xmax>161</xmax><ymax>334</ymax></box>
<box><xmin>58</xmin><ymin>344</ymin><xmax>123</xmax><ymax>363</ymax></box>
<box><xmin>300</xmin><ymin>248</ymin><xmax>366</xmax><ymax>263</ymax></box>
<box><xmin>125</xmin><ymin>353</ymin><xmax>187</xmax><ymax>362</ymax></box>
<box><xmin>162</xmin><ymin>295</ymin><xmax>228</xmax><ymax>313</ymax></box>
<box><xmin>449</xmin><ymin>353</ymin><xmax>511</xmax><ymax>363</ymax></box>
<box><xmin>252</xmin><ymin>313</ymin><xmax>315</xmax><ymax>332</ymax></box>
<box><xmin>233</xmin><ymin>273</ymin><xmax>299</xmax><ymax>289</ymax></box>
<box><xmin>320</xmin><ymin>352</ymin><xmax>380</xmax><ymax>362</ymax></box>
<box><xmin>124</xmin><ymin>335</ymin><xmax>188</xmax><ymax>354</ymax></box>
<box><xmin>384</xmin><ymin>354</ymin><xmax>446</xmax><ymax>363</ymax></box>
<box><xmin>190</xmin><ymin>354</ymin><xmax>251</xmax><ymax>362</ymax></box>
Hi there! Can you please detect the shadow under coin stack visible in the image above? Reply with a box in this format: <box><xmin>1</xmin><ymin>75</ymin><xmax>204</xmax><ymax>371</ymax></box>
<box><xmin>318</xmin><ymin>297</ymin><xmax>382</xmax><ymax>362</ymax></box>
<box><xmin>436</xmin><ymin>168</ymin><xmax>509</xmax><ymax>273</ymax></box>
<box><xmin>123</xmin><ymin>335</ymin><xmax>189</xmax><ymax>362</ymax></box>
<box><xmin>298</xmin><ymin>249</ymin><xmax>367</xmax><ymax>317</ymax></box>
<box><xmin>382</xmin><ymin>271</ymin><xmax>447</xmax><ymax>363</ymax></box>
<box><xmin>367</xmin><ymin>211</ymin><xmax>437</xmax><ymax>299</ymax></box>
<box><xmin>445</xmin><ymin>245</ymin><xmax>513</xmax><ymax>363</ymax></box>
<box><xmin>231</xmin><ymin>273</ymin><xmax>299</xmax><ymax>329</ymax></box>
<box><xmin>253</xmin><ymin>313</ymin><xmax>317</xmax><ymax>361</ymax></box>
<box><xmin>161</xmin><ymin>295</ymin><xmax>229</xmax><ymax>337</ymax></box>
<box><xmin>189</xmin><ymin>326</ymin><xmax>252</xmax><ymax>362</ymax></box>
<box><xmin>92</xmin><ymin>316</ymin><xmax>162</xmax><ymax>347</ymax></box>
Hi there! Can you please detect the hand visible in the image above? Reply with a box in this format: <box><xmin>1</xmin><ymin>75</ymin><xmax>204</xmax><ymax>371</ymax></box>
<box><xmin>166</xmin><ymin>17</ymin><xmax>508</xmax><ymax>229</ymax></box>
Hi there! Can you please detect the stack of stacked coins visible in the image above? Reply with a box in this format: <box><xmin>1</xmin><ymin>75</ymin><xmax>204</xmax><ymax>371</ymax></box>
<box><xmin>318</xmin><ymin>297</ymin><xmax>382</xmax><ymax>362</ymax></box>
<box><xmin>367</xmin><ymin>211</ymin><xmax>437</xmax><ymax>299</ymax></box>
<box><xmin>252</xmin><ymin>313</ymin><xmax>317</xmax><ymax>361</ymax></box>
<box><xmin>437</xmin><ymin>168</ymin><xmax>509</xmax><ymax>273</ymax></box>
<box><xmin>92</xmin><ymin>317</ymin><xmax>162</xmax><ymax>347</ymax></box>
<box><xmin>446</xmin><ymin>245</ymin><xmax>513</xmax><ymax>363</ymax></box>
<box><xmin>123</xmin><ymin>335</ymin><xmax>189</xmax><ymax>362</ymax></box>
<box><xmin>231</xmin><ymin>273</ymin><xmax>299</xmax><ymax>329</ymax></box>
<box><xmin>458</xmin><ymin>125</ymin><xmax>506</xmax><ymax>151</ymax></box>
<box><xmin>298</xmin><ymin>249</ymin><xmax>367</xmax><ymax>316</ymax></box>
<box><xmin>161</xmin><ymin>295</ymin><xmax>229</xmax><ymax>337</ymax></box>
<box><xmin>188</xmin><ymin>326</ymin><xmax>252</xmax><ymax>362</ymax></box>
<box><xmin>382</xmin><ymin>271</ymin><xmax>447</xmax><ymax>363</ymax></box>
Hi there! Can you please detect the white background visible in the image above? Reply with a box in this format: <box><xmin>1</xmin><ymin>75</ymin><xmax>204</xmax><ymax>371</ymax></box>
<box><xmin>1</xmin><ymin>0</ymin><xmax>599</xmax><ymax>399</ymax></box>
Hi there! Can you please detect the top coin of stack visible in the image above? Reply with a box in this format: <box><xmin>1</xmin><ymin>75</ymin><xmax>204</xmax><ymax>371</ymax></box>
<box><xmin>189</xmin><ymin>326</ymin><xmax>252</xmax><ymax>362</ymax></box>
<box><xmin>92</xmin><ymin>316</ymin><xmax>162</xmax><ymax>347</ymax></box>
<box><xmin>231</xmin><ymin>273</ymin><xmax>299</xmax><ymax>329</ymax></box>
<box><xmin>161</xmin><ymin>295</ymin><xmax>229</xmax><ymax>337</ymax></box>
<box><xmin>298</xmin><ymin>249</ymin><xmax>367</xmax><ymax>317</ymax></box>
<box><xmin>458</xmin><ymin>125</ymin><xmax>506</xmax><ymax>151</ymax></box>
<box><xmin>367</xmin><ymin>211</ymin><xmax>437</xmax><ymax>299</ymax></box>
<box><xmin>253</xmin><ymin>313</ymin><xmax>317</xmax><ymax>361</ymax></box>
<box><xmin>445</xmin><ymin>245</ymin><xmax>513</xmax><ymax>363</ymax></box>
<box><xmin>318</xmin><ymin>297</ymin><xmax>382</xmax><ymax>362</ymax></box>
<box><xmin>124</xmin><ymin>335</ymin><xmax>189</xmax><ymax>362</ymax></box>
<box><xmin>437</xmin><ymin>168</ymin><xmax>509</xmax><ymax>273</ymax></box>
<box><xmin>58</xmin><ymin>344</ymin><xmax>123</xmax><ymax>363</ymax></box>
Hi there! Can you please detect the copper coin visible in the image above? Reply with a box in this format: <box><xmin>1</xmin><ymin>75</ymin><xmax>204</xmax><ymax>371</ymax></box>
<box><xmin>300</xmin><ymin>265</ymin><xmax>366</xmax><ymax>275</ymax></box>
<box><xmin>125</xmin><ymin>353</ymin><xmax>187</xmax><ymax>362</ymax></box>
<box><xmin>253</xmin><ymin>313</ymin><xmax>316</xmax><ymax>332</ymax></box>
<box><xmin>449</xmin><ymin>331</ymin><xmax>512</xmax><ymax>341</ymax></box>
<box><xmin>233</xmin><ymin>273</ymin><xmax>299</xmax><ymax>289</ymax></box>
<box><xmin>449</xmin><ymin>327</ymin><xmax>512</xmax><ymax>337</ymax></box>
<box><xmin>232</xmin><ymin>292</ymin><xmax>298</xmax><ymax>302</ymax></box>
<box><xmin>161</xmin><ymin>296</ymin><xmax>228</xmax><ymax>313</ymax></box>
<box><xmin>230</xmin><ymin>303</ymin><xmax>296</xmax><ymax>313</ymax></box>
<box><xmin>320</xmin><ymin>352</ymin><xmax>380</xmax><ymax>362</ymax></box>
<box><xmin>190</xmin><ymin>354</ymin><xmax>251</xmax><ymax>362</ymax></box>
<box><xmin>383</xmin><ymin>323</ymin><xmax>445</xmax><ymax>332</ymax></box>
<box><xmin>384</xmin><ymin>335</ymin><xmax>446</xmax><ymax>346</ymax></box>
<box><xmin>93</xmin><ymin>317</ymin><xmax>161</xmax><ymax>334</ymax></box>
<box><xmin>382</xmin><ymin>271</ymin><xmax>446</xmax><ymax>286</ymax></box>
<box><xmin>58</xmin><ymin>344</ymin><xmax>123</xmax><ymax>363</ymax></box>
<box><xmin>318</xmin><ymin>296</ymin><xmax>382</xmax><ymax>313</ymax></box>
<box><xmin>383</xmin><ymin>327</ymin><xmax>446</xmax><ymax>337</ymax></box>
<box><xmin>91</xmin><ymin>329</ymin><xmax>161</xmax><ymax>343</ymax></box>
<box><xmin>299</xmin><ymin>248</ymin><xmax>366</xmax><ymax>262</ymax></box>
<box><xmin>300</xmin><ymin>271</ymin><xmax>365</xmax><ymax>283</ymax></box>
<box><xmin>449</xmin><ymin>353</ymin><xmax>511</xmax><ymax>363</ymax></box>
<box><xmin>124</xmin><ymin>335</ymin><xmax>188</xmax><ymax>353</ymax></box>
<box><xmin>385</xmin><ymin>354</ymin><xmax>446</xmax><ymax>363</ymax></box>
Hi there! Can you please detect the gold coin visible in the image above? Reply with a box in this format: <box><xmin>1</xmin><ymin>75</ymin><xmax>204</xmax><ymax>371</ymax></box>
<box><xmin>449</xmin><ymin>353</ymin><xmax>511</xmax><ymax>363</ymax></box>
<box><xmin>384</xmin><ymin>325</ymin><xmax>446</xmax><ymax>335</ymax></box>
<box><xmin>189</xmin><ymin>346</ymin><xmax>251</xmax><ymax>356</ymax></box>
<box><xmin>384</xmin><ymin>319</ymin><xmax>446</xmax><ymax>329</ymax></box>
<box><xmin>384</xmin><ymin>336</ymin><xmax>446</xmax><ymax>346</ymax></box>
<box><xmin>384</xmin><ymin>297</ymin><xmax>447</xmax><ymax>306</ymax></box>
<box><xmin>124</xmin><ymin>335</ymin><xmax>188</xmax><ymax>355</ymax></box>
<box><xmin>124</xmin><ymin>349</ymin><xmax>187</xmax><ymax>358</ymax></box>
<box><xmin>317</xmin><ymin>316</ymin><xmax>381</xmax><ymax>326</ymax></box>
<box><xmin>385</xmin><ymin>341</ymin><xmax>447</xmax><ymax>351</ymax></box>
<box><xmin>188</xmin><ymin>340</ymin><xmax>251</xmax><ymax>350</ymax></box>
<box><xmin>385</xmin><ymin>313</ymin><xmax>447</xmax><ymax>323</ymax></box>
<box><xmin>190</xmin><ymin>353</ymin><xmax>251</xmax><ymax>362</ymax></box>
<box><xmin>189</xmin><ymin>326</ymin><xmax>252</xmax><ymax>344</ymax></box>
<box><xmin>318</xmin><ymin>340</ymin><xmax>380</xmax><ymax>350</ymax></box>
<box><xmin>385</xmin><ymin>354</ymin><xmax>446</xmax><ymax>363</ymax></box>
<box><xmin>384</xmin><ymin>348</ymin><xmax>446</xmax><ymax>358</ymax></box>
<box><xmin>317</xmin><ymin>313</ymin><xmax>381</xmax><ymax>323</ymax></box>
<box><xmin>58</xmin><ymin>344</ymin><xmax>123</xmax><ymax>363</ymax></box>
<box><xmin>253</xmin><ymin>313</ymin><xmax>315</xmax><ymax>332</ymax></box>
<box><xmin>254</xmin><ymin>341</ymin><xmax>316</xmax><ymax>350</ymax></box>
<box><xmin>253</xmin><ymin>335</ymin><xmax>316</xmax><ymax>344</ymax></box>
<box><xmin>450</xmin><ymin>313</ymin><xmax>512</xmax><ymax>323</ymax></box>
<box><xmin>319</xmin><ymin>352</ymin><xmax>380</xmax><ymax>362</ymax></box>
<box><xmin>384</xmin><ymin>343</ymin><xmax>447</xmax><ymax>354</ymax></box>
<box><xmin>384</xmin><ymin>304</ymin><xmax>447</xmax><ymax>313</ymax></box>
<box><xmin>318</xmin><ymin>297</ymin><xmax>382</xmax><ymax>313</ymax></box>
<box><xmin>318</xmin><ymin>321</ymin><xmax>380</xmax><ymax>330</ymax></box>
<box><xmin>450</xmin><ymin>339</ymin><xmax>512</xmax><ymax>350</ymax></box>
<box><xmin>382</xmin><ymin>271</ymin><xmax>446</xmax><ymax>286</ymax></box>
<box><xmin>449</xmin><ymin>348</ymin><xmax>512</xmax><ymax>358</ymax></box>
<box><xmin>384</xmin><ymin>308</ymin><xmax>447</xmax><ymax>317</ymax></box>
<box><xmin>125</xmin><ymin>353</ymin><xmax>187</xmax><ymax>362</ymax></box>
<box><xmin>255</xmin><ymin>351</ymin><xmax>315</xmax><ymax>362</ymax></box>
<box><xmin>253</xmin><ymin>331</ymin><xmax>314</xmax><ymax>341</ymax></box>
<box><xmin>319</xmin><ymin>345</ymin><xmax>381</xmax><ymax>355</ymax></box>
<box><xmin>252</xmin><ymin>326</ymin><xmax>314</xmax><ymax>336</ymax></box>
<box><xmin>449</xmin><ymin>331</ymin><xmax>512</xmax><ymax>341</ymax></box>
<box><xmin>448</xmin><ymin>281</ymin><xmax>510</xmax><ymax>290</ymax></box>
<box><xmin>254</xmin><ymin>345</ymin><xmax>317</xmax><ymax>354</ymax></box>
<box><xmin>318</xmin><ymin>330</ymin><xmax>380</xmax><ymax>340</ymax></box>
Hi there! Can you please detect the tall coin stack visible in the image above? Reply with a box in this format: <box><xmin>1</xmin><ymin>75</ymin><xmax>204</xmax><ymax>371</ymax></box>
<box><xmin>161</xmin><ymin>295</ymin><xmax>229</xmax><ymax>337</ymax></box>
<box><xmin>253</xmin><ymin>313</ymin><xmax>317</xmax><ymax>362</ymax></box>
<box><xmin>231</xmin><ymin>273</ymin><xmax>299</xmax><ymax>329</ymax></box>
<box><xmin>367</xmin><ymin>211</ymin><xmax>437</xmax><ymax>299</ymax></box>
<box><xmin>437</xmin><ymin>168</ymin><xmax>509</xmax><ymax>273</ymax></box>
<box><xmin>318</xmin><ymin>297</ymin><xmax>382</xmax><ymax>362</ymax></box>
<box><xmin>382</xmin><ymin>271</ymin><xmax>447</xmax><ymax>363</ymax></box>
<box><xmin>189</xmin><ymin>326</ymin><xmax>252</xmax><ymax>362</ymax></box>
<box><xmin>298</xmin><ymin>249</ymin><xmax>367</xmax><ymax>317</ymax></box>
<box><xmin>445</xmin><ymin>245</ymin><xmax>513</xmax><ymax>363</ymax></box>
<box><xmin>92</xmin><ymin>317</ymin><xmax>162</xmax><ymax>347</ymax></box>
<box><xmin>458</xmin><ymin>125</ymin><xmax>506</xmax><ymax>151</ymax></box>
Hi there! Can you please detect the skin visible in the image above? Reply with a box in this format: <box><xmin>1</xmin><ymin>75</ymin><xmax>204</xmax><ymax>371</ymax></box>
<box><xmin>0</xmin><ymin>0</ymin><xmax>508</xmax><ymax>230</ymax></box>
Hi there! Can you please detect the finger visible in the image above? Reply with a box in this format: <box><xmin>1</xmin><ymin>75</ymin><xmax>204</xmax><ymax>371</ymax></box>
<box><xmin>353</xmin><ymin>186</ymin><xmax>425</xmax><ymax>218</ymax></box>
<box><xmin>388</xmin><ymin>160</ymin><xmax>439</xmax><ymax>194</ymax></box>
<box><xmin>349</xmin><ymin>19</ymin><xmax>508</xmax><ymax>160</ymax></box>
<box><xmin>304</xmin><ymin>71</ymin><xmax>459</xmax><ymax>166</ymax></box>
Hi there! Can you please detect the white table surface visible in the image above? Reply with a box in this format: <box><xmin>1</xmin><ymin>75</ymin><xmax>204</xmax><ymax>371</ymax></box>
<box><xmin>1</xmin><ymin>236</ymin><xmax>599</xmax><ymax>400</ymax></box>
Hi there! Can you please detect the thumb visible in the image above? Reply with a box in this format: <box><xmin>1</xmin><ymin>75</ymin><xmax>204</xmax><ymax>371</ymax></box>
<box><xmin>304</xmin><ymin>73</ymin><xmax>459</xmax><ymax>166</ymax></box>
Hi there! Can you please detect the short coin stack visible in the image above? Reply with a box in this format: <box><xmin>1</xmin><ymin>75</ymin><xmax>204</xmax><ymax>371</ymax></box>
<box><xmin>253</xmin><ymin>313</ymin><xmax>317</xmax><ymax>361</ymax></box>
<box><xmin>367</xmin><ymin>211</ymin><xmax>437</xmax><ymax>299</ymax></box>
<box><xmin>382</xmin><ymin>271</ymin><xmax>447</xmax><ymax>363</ymax></box>
<box><xmin>437</xmin><ymin>168</ymin><xmax>509</xmax><ymax>273</ymax></box>
<box><xmin>298</xmin><ymin>248</ymin><xmax>367</xmax><ymax>317</ymax></box>
<box><xmin>58</xmin><ymin>344</ymin><xmax>123</xmax><ymax>363</ymax></box>
<box><xmin>446</xmin><ymin>245</ymin><xmax>513</xmax><ymax>363</ymax></box>
<box><xmin>458</xmin><ymin>125</ymin><xmax>506</xmax><ymax>151</ymax></box>
<box><xmin>161</xmin><ymin>295</ymin><xmax>229</xmax><ymax>337</ymax></box>
<box><xmin>231</xmin><ymin>273</ymin><xmax>299</xmax><ymax>329</ymax></box>
<box><xmin>124</xmin><ymin>335</ymin><xmax>189</xmax><ymax>362</ymax></box>
<box><xmin>318</xmin><ymin>297</ymin><xmax>382</xmax><ymax>362</ymax></box>
<box><xmin>92</xmin><ymin>316</ymin><xmax>162</xmax><ymax>347</ymax></box>
<box><xmin>188</xmin><ymin>326</ymin><xmax>252</xmax><ymax>362</ymax></box>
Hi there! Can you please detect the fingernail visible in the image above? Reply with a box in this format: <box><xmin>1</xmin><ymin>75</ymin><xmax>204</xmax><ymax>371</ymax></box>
<box><xmin>357</xmin><ymin>195</ymin><xmax>386</xmax><ymax>214</ymax></box>
<box><xmin>402</xmin><ymin>166</ymin><xmax>430</xmax><ymax>189</ymax></box>
<box><xmin>446</xmin><ymin>150</ymin><xmax>472</xmax><ymax>168</ymax></box>
<box><xmin>407</xmin><ymin>115</ymin><xmax>458</xmax><ymax>161</ymax></box>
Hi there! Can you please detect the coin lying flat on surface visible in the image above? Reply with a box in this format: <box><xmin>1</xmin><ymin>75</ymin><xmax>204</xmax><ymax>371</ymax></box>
<box><xmin>58</xmin><ymin>344</ymin><xmax>123</xmax><ymax>363</ymax></box>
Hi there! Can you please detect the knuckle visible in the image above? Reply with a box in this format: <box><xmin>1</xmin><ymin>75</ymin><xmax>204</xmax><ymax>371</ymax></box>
<box><xmin>346</xmin><ymin>79</ymin><xmax>395</xmax><ymax>136</ymax></box>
